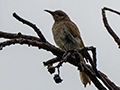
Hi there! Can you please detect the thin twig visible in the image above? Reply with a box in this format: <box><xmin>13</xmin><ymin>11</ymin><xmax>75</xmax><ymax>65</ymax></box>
<box><xmin>82</xmin><ymin>47</ymin><xmax>97</xmax><ymax>72</ymax></box>
<box><xmin>13</xmin><ymin>12</ymin><xmax>47</xmax><ymax>42</ymax></box>
<box><xmin>103</xmin><ymin>7</ymin><xmax>120</xmax><ymax>15</ymax></box>
<box><xmin>43</xmin><ymin>57</ymin><xmax>62</xmax><ymax>66</ymax></box>
<box><xmin>85</xmin><ymin>46</ymin><xmax>97</xmax><ymax>69</ymax></box>
<box><xmin>0</xmin><ymin>31</ymin><xmax>41</xmax><ymax>42</ymax></box>
<box><xmin>102</xmin><ymin>7</ymin><xmax>120</xmax><ymax>47</ymax></box>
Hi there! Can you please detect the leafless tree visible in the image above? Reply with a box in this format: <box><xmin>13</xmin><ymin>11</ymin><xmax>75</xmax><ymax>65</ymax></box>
<box><xmin>0</xmin><ymin>7</ymin><xmax>120</xmax><ymax>90</ymax></box>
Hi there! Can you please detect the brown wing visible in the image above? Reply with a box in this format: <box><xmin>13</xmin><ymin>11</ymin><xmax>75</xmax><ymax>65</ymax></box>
<box><xmin>64</xmin><ymin>21</ymin><xmax>85</xmax><ymax>47</ymax></box>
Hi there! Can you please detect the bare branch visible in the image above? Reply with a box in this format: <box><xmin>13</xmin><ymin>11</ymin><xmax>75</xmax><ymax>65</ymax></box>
<box><xmin>0</xmin><ymin>38</ymin><xmax>64</xmax><ymax>56</ymax></box>
<box><xmin>43</xmin><ymin>57</ymin><xmax>62</xmax><ymax>66</ymax></box>
<box><xmin>44</xmin><ymin>51</ymin><xmax>107</xmax><ymax>89</ymax></box>
<box><xmin>0</xmin><ymin>31</ymin><xmax>41</xmax><ymax>42</ymax></box>
<box><xmin>43</xmin><ymin>46</ymin><xmax>120</xmax><ymax>90</ymax></box>
<box><xmin>98</xmin><ymin>71</ymin><xmax>120</xmax><ymax>90</ymax></box>
<box><xmin>102</xmin><ymin>7</ymin><xmax>120</xmax><ymax>48</ymax></box>
<box><xmin>13</xmin><ymin>12</ymin><xmax>47</xmax><ymax>42</ymax></box>
<box><xmin>83</xmin><ymin>65</ymin><xmax>107</xmax><ymax>90</ymax></box>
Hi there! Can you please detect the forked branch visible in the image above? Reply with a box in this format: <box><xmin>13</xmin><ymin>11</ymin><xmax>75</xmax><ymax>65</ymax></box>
<box><xmin>102</xmin><ymin>7</ymin><xmax>120</xmax><ymax>48</ymax></box>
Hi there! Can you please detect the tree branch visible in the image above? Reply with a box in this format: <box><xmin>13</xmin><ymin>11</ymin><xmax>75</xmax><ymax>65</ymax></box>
<box><xmin>0</xmin><ymin>31</ymin><xmax>41</xmax><ymax>42</ymax></box>
<box><xmin>43</xmin><ymin>47</ymin><xmax>120</xmax><ymax>90</ymax></box>
<box><xmin>13</xmin><ymin>13</ymin><xmax>47</xmax><ymax>42</ymax></box>
<box><xmin>0</xmin><ymin>38</ymin><xmax>64</xmax><ymax>56</ymax></box>
<box><xmin>102</xmin><ymin>7</ymin><xmax>120</xmax><ymax>48</ymax></box>
<box><xmin>98</xmin><ymin>71</ymin><xmax>120</xmax><ymax>90</ymax></box>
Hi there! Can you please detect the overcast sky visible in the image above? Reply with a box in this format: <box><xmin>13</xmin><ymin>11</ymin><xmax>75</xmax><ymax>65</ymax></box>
<box><xmin>0</xmin><ymin>0</ymin><xmax>120</xmax><ymax>90</ymax></box>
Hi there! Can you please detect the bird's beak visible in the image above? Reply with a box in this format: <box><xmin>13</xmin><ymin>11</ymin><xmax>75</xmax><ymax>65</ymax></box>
<box><xmin>44</xmin><ymin>10</ymin><xmax>54</xmax><ymax>16</ymax></box>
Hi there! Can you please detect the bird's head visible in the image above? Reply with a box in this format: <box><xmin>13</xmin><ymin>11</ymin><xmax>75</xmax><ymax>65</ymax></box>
<box><xmin>44</xmin><ymin>10</ymin><xmax>70</xmax><ymax>22</ymax></box>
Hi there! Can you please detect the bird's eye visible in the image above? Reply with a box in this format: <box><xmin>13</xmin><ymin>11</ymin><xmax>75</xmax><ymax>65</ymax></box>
<box><xmin>57</xmin><ymin>13</ymin><xmax>64</xmax><ymax>16</ymax></box>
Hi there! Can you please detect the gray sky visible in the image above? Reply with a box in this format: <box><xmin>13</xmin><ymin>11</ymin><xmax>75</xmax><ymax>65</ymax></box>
<box><xmin>0</xmin><ymin>0</ymin><xmax>120</xmax><ymax>90</ymax></box>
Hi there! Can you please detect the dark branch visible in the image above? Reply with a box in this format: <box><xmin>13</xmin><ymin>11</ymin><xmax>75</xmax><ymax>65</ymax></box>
<box><xmin>78</xmin><ymin>47</ymin><xmax>97</xmax><ymax>72</ymax></box>
<box><xmin>44</xmin><ymin>50</ymin><xmax>107</xmax><ymax>90</ymax></box>
<box><xmin>0</xmin><ymin>38</ymin><xmax>64</xmax><ymax>56</ymax></box>
<box><xmin>13</xmin><ymin>12</ymin><xmax>47</xmax><ymax>42</ymax></box>
<box><xmin>83</xmin><ymin>65</ymin><xmax>107</xmax><ymax>90</ymax></box>
<box><xmin>43</xmin><ymin>46</ymin><xmax>120</xmax><ymax>90</ymax></box>
<box><xmin>102</xmin><ymin>7</ymin><xmax>120</xmax><ymax>48</ymax></box>
<box><xmin>0</xmin><ymin>31</ymin><xmax>41</xmax><ymax>42</ymax></box>
<box><xmin>98</xmin><ymin>71</ymin><xmax>120</xmax><ymax>90</ymax></box>
<box><xmin>43</xmin><ymin>57</ymin><xmax>62</xmax><ymax>66</ymax></box>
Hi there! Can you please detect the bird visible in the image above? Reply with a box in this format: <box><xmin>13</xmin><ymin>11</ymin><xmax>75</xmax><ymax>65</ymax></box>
<box><xmin>44</xmin><ymin>9</ymin><xmax>91</xmax><ymax>87</ymax></box>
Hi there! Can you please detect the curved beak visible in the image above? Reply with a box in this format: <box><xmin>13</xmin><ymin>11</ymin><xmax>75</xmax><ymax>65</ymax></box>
<box><xmin>44</xmin><ymin>10</ymin><xmax>54</xmax><ymax>16</ymax></box>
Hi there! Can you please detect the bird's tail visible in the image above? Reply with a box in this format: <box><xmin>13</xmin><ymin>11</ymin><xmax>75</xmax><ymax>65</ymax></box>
<box><xmin>79</xmin><ymin>71</ymin><xmax>91</xmax><ymax>87</ymax></box>
<box><xmin>79</xmin><ymin>54</ymin><xmax>91</xmax><ymax>87</ymax></box>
